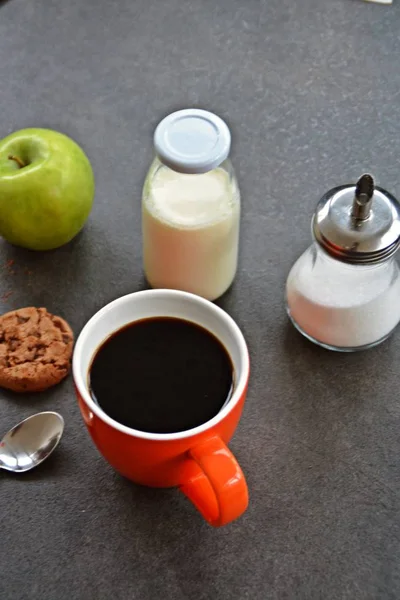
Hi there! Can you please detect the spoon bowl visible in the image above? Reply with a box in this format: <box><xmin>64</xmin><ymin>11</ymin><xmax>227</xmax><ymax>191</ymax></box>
<box><xmin>0</xmin><ymin>411</ymin><xmax>64</xmax><ymax>473</ymax></box>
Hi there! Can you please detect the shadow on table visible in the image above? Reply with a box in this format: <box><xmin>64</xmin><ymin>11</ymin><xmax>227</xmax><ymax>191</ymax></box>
<box><xmin>1</xmin><ymin>451</ymin><xmax>59</xmax><ymax>478</ymax></box>
<box><xmin>282</xmin><ymin>316</ymin><xmax>391</xmax><ymax>373</ymax></box>
<box><xmin>0</xmin><ymin>442</ymin><xmax>70</xmax><ymax>481</ymax></box>
<box><xmin>277</xmin><ymin>318</ymin><xmax>398</xmax><ymax>458</ymax></box>
<box><xmin>112</xmin><ymin>472</ymin><xmax>249</xmax><ymax>598</ymax></box>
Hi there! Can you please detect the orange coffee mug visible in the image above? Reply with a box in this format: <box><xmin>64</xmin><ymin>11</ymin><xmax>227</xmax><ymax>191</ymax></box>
<box><xmin>73</xmin><ymin>289</ymin><xmax>250</xmax><ymax>526</ymax></box>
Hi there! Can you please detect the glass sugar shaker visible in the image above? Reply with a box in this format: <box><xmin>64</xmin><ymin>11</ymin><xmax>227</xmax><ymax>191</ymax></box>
<box><xmin>286</xmin><ymin>174</ymin><xmax>400</xmax><ymax>351</ymax></box>
<box><xmin>142</xmin><ymin>109</ymin><xmax>240</xmax><ymax>302</ymax></box>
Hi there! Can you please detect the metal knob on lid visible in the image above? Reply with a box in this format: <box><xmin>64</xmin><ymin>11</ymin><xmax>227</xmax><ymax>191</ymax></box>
<box><xmin>312</xmin><ymin>174</ymin><xmax>400</xmax><ymax>264</ymax></box>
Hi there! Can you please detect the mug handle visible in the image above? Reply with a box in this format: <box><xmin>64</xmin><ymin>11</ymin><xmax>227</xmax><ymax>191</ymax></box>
<box><xmin>180</xmin><ymin>436</ymin><xmax>248</xmax><ymax>527</ymax></box>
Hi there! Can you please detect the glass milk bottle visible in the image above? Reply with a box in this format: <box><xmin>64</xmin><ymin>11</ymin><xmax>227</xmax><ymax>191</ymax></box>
<box><xmin>142</xmin><ymin>109</ymin><xmax>240</xmax><ymax>301</ymax></box>
<box><xmin>286</xmin><ymin>174</ymin><xmax>400</xmax><ymax>351</ymax></box>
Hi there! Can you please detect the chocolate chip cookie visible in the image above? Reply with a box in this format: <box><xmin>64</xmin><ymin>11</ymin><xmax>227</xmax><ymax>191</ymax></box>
<box><xmin>0</xmin><ymin>307</ymin><xmax>74</xmax><ymax>392</ymax></box>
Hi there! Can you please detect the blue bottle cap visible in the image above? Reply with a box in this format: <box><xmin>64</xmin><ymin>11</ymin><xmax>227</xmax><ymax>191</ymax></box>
<box><xmin>154</xmin><ymin>109</ymin><xmax>231</xmax><ymax>174</ymax></box>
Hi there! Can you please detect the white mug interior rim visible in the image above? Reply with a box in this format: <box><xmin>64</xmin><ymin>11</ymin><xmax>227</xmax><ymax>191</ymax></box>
<box><xmin>73</xmin><ymin>289</ymin><xmax>250</xmax><ymax>441</ymax></box>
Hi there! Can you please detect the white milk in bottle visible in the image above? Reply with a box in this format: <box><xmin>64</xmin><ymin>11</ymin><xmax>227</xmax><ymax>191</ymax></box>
<box><xmin>142</xmin><ymin>109</ymin><xmax>240</xmax><ymax>301</ymax></box>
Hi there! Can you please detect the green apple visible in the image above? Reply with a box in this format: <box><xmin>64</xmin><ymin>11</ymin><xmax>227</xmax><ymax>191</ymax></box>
<box><xmin>0</xmin><ymin>128</ymin><xmax>95</xmax><ymax>250</ymax></box>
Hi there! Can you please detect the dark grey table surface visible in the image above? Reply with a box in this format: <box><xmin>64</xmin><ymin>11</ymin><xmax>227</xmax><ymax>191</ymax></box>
<box><xmin>1</xmin><ymin>0</ymin><xmax>400</xmax><ymax>598</ymax></box>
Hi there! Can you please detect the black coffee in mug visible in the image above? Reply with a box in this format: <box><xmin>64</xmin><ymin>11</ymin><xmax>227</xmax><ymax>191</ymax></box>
<box><xmin>88</xmin><ymin>317</ymin><xmax>234</xmax><ymax>434</ymax></box>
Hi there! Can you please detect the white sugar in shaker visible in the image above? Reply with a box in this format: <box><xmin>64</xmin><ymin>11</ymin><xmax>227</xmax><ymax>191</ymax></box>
<box><xmin>286</xmin><ymin>174</ymin><xmax>400</xmax><ymax>351</ymax></box>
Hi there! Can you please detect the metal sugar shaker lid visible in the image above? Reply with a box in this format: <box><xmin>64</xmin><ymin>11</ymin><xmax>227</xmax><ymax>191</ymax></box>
<box><xmin>312</xmin><ymin>174</ymin><xmax>400</xmax><ymax>264</ymax></box>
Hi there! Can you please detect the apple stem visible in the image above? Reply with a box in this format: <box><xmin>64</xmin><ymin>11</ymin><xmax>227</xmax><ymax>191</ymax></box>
<box><xmin>8</xmin><ymin>154</ymin><xmax>25</xmax><ymax>169</ymax></box>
